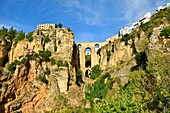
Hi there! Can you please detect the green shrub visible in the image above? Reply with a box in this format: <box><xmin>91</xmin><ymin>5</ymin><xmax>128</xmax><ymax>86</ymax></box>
<box><xmin>8</xmin><ymin>59</ymin><xmax>20</xmax><ymax>73</ymax></box>
<box><xmin>33</xmin><ymin>53</ymin><xmax>39</xmax><ymax>59</ymax></box>
<box><xmin>131</xmin><ymin>51</ymin><xmax>148</xmax><ymax>71</ymax></box>
<box><xmin>26</xmin><ymin>31</ymin><xmax>33</xmax><ymax>42</ymax></box>
<box><xmin>45</xmin><ymin>67</ymin><xmax>50</xmax><ymax>75</ymax></box>
<box><xmin>64</xmin><ymin>61</ymin><xmax>68</xmax><ymax>67</ymax></box>
<box><xmin>38</xmin><ymin>49</ymin><xmax>51</xmax><ymax>62</ymax></box>
<box><xmin>140</xmin><ymin>22</ymin><xmax>150</xmax><ymax>32</ymax></box>
<box><xmin>85</xmin><ymin>55</ymin><xmax>91</xmax><ymax>61</ymax></box>
<box><xmin>20</xmin><ymin>58</ymin><xmax>28</xmax><ymax>65</ymax></box>
<box><xmin>161</xmin><ymin>27</ymin><xmax>170</xmax><ymax>38</ymax></box>
<box><xmin>91</xmin><ymin>64</ymin><xmax>101</xmax><ymax>80</ymax></box>
<box><xmin>58</xmin><ymin>23</ymin><xmax>63</xmax><ymax>28</ymax></box>
<box><xmin>39</xmin><ymin>76</ymin><xmax>48</xmax><ymax>84</ymax></box>
<box><xmin>120</xmin><ymin>34</ymin><xmax>131</xmax><ymax>46</ymax></box>
<box><xmin>57</xmin><ymin>60</ymin><xmax>63</xmax><ymax>67</ymax></box>
<box><xmin>50</xmin><ymin>57</ymin><xmax>56</xmax><ymax>65</ymax></box>
<box><xmin>43</xmin><ymin>35</ymin><xmax>50</xmax><ymax>43</ymax></box>
<box><xmin>8</xmin><ymin>27</ymin><xmax>17</xmax><ymax>40</ymax></box>
<box><xmin>14</xmin><ymin>31</ymin><xmax>25</xmax><ymax>44</ymax></box>
<box><xmin>3</xmin><ymin>83</ymin><xmax>8</xmax><ymax>89</ymax></box>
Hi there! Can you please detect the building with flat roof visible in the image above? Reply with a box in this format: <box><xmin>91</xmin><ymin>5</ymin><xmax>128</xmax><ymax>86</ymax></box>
<box><xmin>37</xmin><ymin>23</ymin><xmax>56</xmax><ymax>30</ymax></box>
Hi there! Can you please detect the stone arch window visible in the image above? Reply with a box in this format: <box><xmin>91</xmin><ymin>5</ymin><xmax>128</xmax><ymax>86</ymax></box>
<box><xmin>85</xmin><ymin>47</ymin><xmax>91</xmax><ymax>55</ymax></box>
<box><xmin>95</xmin><ymin>44</ymin><xmax>99</xmax><ymax>48</ymax></box>
<box><xmin>85</xmin><ymin>69</ymin><xmax>91</xmax><ymax>78</ymax></box>
<box><xmin>85</xmin><ymin>47</ymin><xmax>91</xmax><ymax>68</ymax></box>
<box><xmin>78</xmin><ymin>44</ymin><xmax>82</xmax><ymax>49</ymax></box>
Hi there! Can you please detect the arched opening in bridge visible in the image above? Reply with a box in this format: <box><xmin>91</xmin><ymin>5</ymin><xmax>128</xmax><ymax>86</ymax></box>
<box><xmin>95</xmin><ymin>44</ymin><xmax>99</xmax><ymax>48</ymax></box>
<box><xmin>78</xmin><ymin>44</ymin><xmax>82</xmax><ymax>49</ymax></box>
<box><xmin>85</xmin><ymin>48</ymin><xmax>91</xmax><ymax>68</ymax></box>
<box><xmin>85</xmin><ymin>69</ymin><xmax>91</xmax><ymax>78</ymax></box>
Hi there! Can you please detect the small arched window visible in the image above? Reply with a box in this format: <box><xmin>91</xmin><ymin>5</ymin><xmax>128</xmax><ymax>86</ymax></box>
<box><xmin>95</xmin><ymin>44</ymin><xmax>99</xmax><ymax>48</ymax></box>
<box><xmin>78</xmin><ymin>44</ymin><xmax>82</xmax><ymax>49</ymax></box>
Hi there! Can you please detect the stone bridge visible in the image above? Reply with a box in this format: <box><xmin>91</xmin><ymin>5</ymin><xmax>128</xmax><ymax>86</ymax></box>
<box><xmin>76</xmin><ymin>42</ymin><xmax>107</xmax><ymax>77</ymax></box>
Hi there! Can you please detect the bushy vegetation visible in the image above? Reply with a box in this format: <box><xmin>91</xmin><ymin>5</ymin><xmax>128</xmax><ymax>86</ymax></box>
<box><xmin>50</xmin><ymin>57</ymin><xmax>56</xmax><ymax>65</ymax></box>
<box><xmin>64</xmin><ymin>61</ymin><xmax>68</xmax><ymax>67</ymax></box>
<box><xmin>45</xmin><ymin>67</ymin><xmax>51</xmax><ymax>75</ymax></box>
<box><xmin>58</xmin><ymin>23</ymin><xmax>63</xmax><ymax>28</ymax></box>
<box><xmin>13</xmin><ymin>30</ymin><xmax>25</xmax><ymax>45</ymax></box>
<box><xmin>26</xmin><ymin>31</ymin><xmax>34</xmax><ymax>42</ymax></box>
<box><xmin>120</xmin><ymin>34</ymin><xmax>131</xmax><ymax>46</ymax></box>
<box><xmin>0</xmin><ymin>26</ymin><xmax>17</xmax><ymax>39</ymax></box>
<box><xmin>140</xmin><ymin>8</ymin><xmax>170</xmax><ymax>37</ymax></box>
<box><xmin>38</xmin><ymin>49</ymin><xmax>51</xmax><ymax>62</ymax></box>
<box><xmin>43</xmin><ymin>35</ymin><xmax>50</xmax><ymax>43</ymax></box>
<box><xmin>39</xmin><ymin>76</ymin><xmax>48</xmax><ymax>84</ymax></box>
<box><xmin>94</xmin><ymin>51</ymin><xmax>170</xmax><ymax>112</ymax></box>
<box><xmin>57</xmin><ymin>60</ymin><xmax>63</xmax><ymax>67</ymax></box>
<box><xmin>131</xmin><ymin>51</ymin><xmax>148</xmax><ymax>71</ymax></box>
<box><xmin>8</xmin><ymin>59</ymin><xmax>20</xmax><ymax>73</ymax></box>
<box><xmin>161</xmin><ymin>27</ymin><xmax>170</xmax><ymax>38</ymax></box>
<box><xmin>90</xmin><ymin>64</ymin><xmax>101</xmax><ymax>80</ymax></box>
<box><xmin>85</xmin><ymin>72</ymin><xmax>118</xmax><ymax>110</ymax></box>
<box><xmin>56</xmin><ymin>60</ymin><xmax>68</xmax><ymax>67</ymax></box>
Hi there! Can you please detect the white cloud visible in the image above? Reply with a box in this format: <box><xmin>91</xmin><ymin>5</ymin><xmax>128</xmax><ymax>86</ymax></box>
<box><xmin>57</xmin><ymin>0</ymin><xmax>112</xmax><ymax>26</ymax></box>
<box><xmin>121</xmin><ymin>0</ymin><xmax>151</xmax><ymax>24</ymax></box>
<box><xmin>121</xmin><ymin>0</ymin><xmax>169</xmax><ymax>25</ymax></box>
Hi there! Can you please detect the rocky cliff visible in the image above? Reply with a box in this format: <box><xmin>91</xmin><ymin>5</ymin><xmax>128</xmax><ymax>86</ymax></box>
<box><xmin>98</xmin><ymin>7</ymin><xmax>170</xmax><ymax>84</ymax></box>
<box><xmin>0</xmin><ymin>6</ymin><xmax>170</xmax><ymax>113</ymax></box>
<box><xmin>0</xmin><ymin>28</ymin><xmax>83</xmax><ymax>113</ymax></box>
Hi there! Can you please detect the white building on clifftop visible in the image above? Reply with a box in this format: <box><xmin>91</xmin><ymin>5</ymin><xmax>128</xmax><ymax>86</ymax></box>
<box><xmin>119</xmin><ymin>12</ymin><xmax>152</xmax><ymax>36</ymax></box>
<box><xmin>37</xmin><ymin>23</ymin><xmax>56</xmax><ymax>30</ymax></box>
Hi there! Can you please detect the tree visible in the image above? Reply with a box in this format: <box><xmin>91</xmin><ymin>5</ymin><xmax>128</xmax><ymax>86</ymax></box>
<box><xmin>58</xmin><ymin>23</ymin><xmax>63</xmax><ymax>28</ymax></box>
<box><xmin>161</xmin><ymin>27</ymin><xmax>170</xmax><ymax>38</ymax></box>
<box><xmin>14</xmin><ymin>30</ymin><xmax>25</xmax><ymax>45</ymax></box>
<box><xmin>43</xmin><ymin>35</ymin><xmax>50</xmax><ymax>43</ymax></box>
<box><xmin>26</xmin><ymin>31</ymin><xmax>34</xmax><ymax>42</ymax></box>
<box><xmin>8</xmin><ymin>27</ymin><xmax>17</xmax><ymax>40</ymax></box>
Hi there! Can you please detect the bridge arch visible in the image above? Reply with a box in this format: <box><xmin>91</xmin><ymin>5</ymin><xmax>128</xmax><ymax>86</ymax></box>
<box><xmin>85</xmin><ymin>69</ymin><xmax>91</xmax><ymax>78</ymax></box>
<box><xmin>94</xmin><ymin>44</ymin><xmax>99</xmax><ymax>48</ymax></box>
<box><xmin>76</xmin><ymin>42</ymin><xmax>107</xmax><ymax>78</ymax></box>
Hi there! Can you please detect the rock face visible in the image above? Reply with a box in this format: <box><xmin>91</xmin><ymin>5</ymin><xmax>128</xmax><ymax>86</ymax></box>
<box><xmin>0</xmin><ymin>38</ymin><xmax>11</xmax><ymax>66</ymax></box>
<box><xmin>0</xmin><ymin>28</ymin><xmax>82</xmax><ymax>113</ymax></box>
<box><xmin>98</xmin><ymin>21</ymin><xmax>170</xmax><ymax>84</ymax></box>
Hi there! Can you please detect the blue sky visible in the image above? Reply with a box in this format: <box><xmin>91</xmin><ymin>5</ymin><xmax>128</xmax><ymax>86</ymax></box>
<box><xmin>0</xmin><ymin>0</ymin><xmax>169</xmax><ymax>42</ymax></box>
